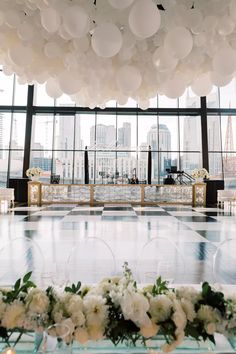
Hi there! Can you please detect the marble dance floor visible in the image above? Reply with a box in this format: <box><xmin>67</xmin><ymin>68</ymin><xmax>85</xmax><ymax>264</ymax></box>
<box><xmin>0</xmin><ymin>203</ymin><xmax>236</xmax><ymax>286</ymax></box>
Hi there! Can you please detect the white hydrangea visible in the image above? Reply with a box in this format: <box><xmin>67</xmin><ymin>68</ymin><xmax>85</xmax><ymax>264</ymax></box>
<box><xmin>2</xmin><ymin>301</ymin><xmax>25</xmax><ymax>329</ymax></box>
<box><xmin>172</xmin><ymin>300</ymin><xmax>187</xmax><ymax>335</ymax></box>
<box><xmin>176</xmin><ymin>286</ymin><xmax>201</xmax><ymax>304</ymax></box>
<box><xmin>62</xmin><ymin>293</ymin><xmax>85</xmax><ymax>327</ymax></box>
<box><xmin>149</xmin><ymin>294</ymin><xmax>173</xmax><ymax>323</ymax></box>
<box><xmin>197</xmin><ymin>305</ymin><xmax>221</xmax><ymax>335</ymax></box>
<box><xmin>26</xmin><ymin>288</ymin><xmax>49</xmax><ymax>314</ymax></box>
<box><xmin>180</xmin><ymin>298</ymin><xmax>196</xmax><ymax>322</ymax></box>
<box><xmin>120</xmin><ymin>290</ymin><xmax>151</xmax><ymax>328</ymax></box>
<box><xmin>84</xmin><ymin>294</ymin><xmax>108</xmax><ymax>327</ymax></box>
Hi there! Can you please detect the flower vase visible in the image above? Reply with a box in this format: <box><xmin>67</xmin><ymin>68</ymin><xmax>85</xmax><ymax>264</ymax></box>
<box><xmin>31</xmin><ymin>176</ymin><xmax>39</xmax><ymax>182</ymax></box>
<box><xmin>37</xmin><ymin>324</ymin><xmax>72</xmax><ymax>353</ymax></box>
<box><xmin>194</xmin><ymin>177</ymin><xmax>203</xmax><ymax>184</ymax></box>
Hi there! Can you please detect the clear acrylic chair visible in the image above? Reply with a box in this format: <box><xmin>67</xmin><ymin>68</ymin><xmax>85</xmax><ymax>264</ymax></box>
<box><xmin>136</xmin><ymin>237</ymin><xmax>185</xmax><ymax>284</ymax></box>
<box><xmin>66</xmin><ymin>237</ymin><xmax>116</xmax><ymax>284</ymax></box>
<box><xmin>0</xmin><ymin>237</ymin><xmax>45</xmax><ymax>286</ymax></box>
<box><xmin>217</xmin><ymin>190</ymin><xmax>236</xmax><ymax>210</ymax></box>
<box><xmin>213</xmin><ymin>238</ymin><xmax>236</xmax><ymax>284</ymax></box>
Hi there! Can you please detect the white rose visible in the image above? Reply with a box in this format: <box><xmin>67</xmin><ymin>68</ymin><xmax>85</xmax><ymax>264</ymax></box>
<box><xmin>172</xmin><ymin>300</ymin><xmax>187</xmax><ymax>333</ymax></box>
<box><xmin>206</xmin><ymin>322</ymin><xmax>216</xmax><ymax>335</ymax></box>
<box><xmin>149</xmin><ymin>295</ymin><xmax>173</xmax><ymax>323</ymax></box>
<box><xmin>181</xmin><ymin>298</ymin><xmax>196</xmax><ymax>322</ymax></box>
<box><xmin>27</xmin><ymin>288</ymin><xmax>49</xmax><ymax>314</ymax></box>
<box><xmin>88</xmin><ymin>325</ymin><xmax>104</xmax><ymax>340</ymax></box>
<box><xmin>74</xmin><ymin>327</ymin><xmax>89</xmax><ymax>344</ymax></box>
<box><xmin>140</xmin><ymin>321</ymin><xmax>159</xmax><ymax>338</ymax></box>
<box><xmin>2</xmin><ymin>302</ymin><xmax>25</xmax><ymax>329</ymax></box>
<box><xmin>84</xmin><ymin>295</ymin><xmax>108</xmax><ymax>327</ymax></box>
<box><xmin>120</xmin><ymin>290</ymin><xmax>150</xmax><ymax>327</ymax></box>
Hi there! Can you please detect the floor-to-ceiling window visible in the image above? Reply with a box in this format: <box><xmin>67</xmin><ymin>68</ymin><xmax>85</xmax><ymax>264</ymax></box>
<box><xmin>1</xmin><ymin>67</ymin><xmax>236</xmax><ymax>188</ymax></box>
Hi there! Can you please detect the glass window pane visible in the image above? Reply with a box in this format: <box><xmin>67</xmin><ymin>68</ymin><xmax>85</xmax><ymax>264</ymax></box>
<box><xmin>0</xmin><ymin>151</ymin><xmax>9</xmax><ymax>187</ymax></box>
<box><xmin>207</xmin><ymin>87</ymin><xmax>219</xmax><ymax>108</ymax></box>
<box><xmin>11</xmin><ymin>113</ymin><xmax>26</xmax><ymax>149</ymax></box>
<box><xmin>76</xmin><ymin>113</ymin><xmax>95</xmax><ymax>150</ymax></box>
<box><xmin>221</xmin><ymin>115</ymin><xmax>236</xmax><ymax>152</ymax></box>
<box><xmin>54</xmin><ymin>115</ymin><xmax>74</xmax><ymax>150</ymax></box>
<box><xmin>180</xmin><ymin>152</ymin><xmax>202</xmax><ymax>174</ymax></box>
<box><xmin>30</xmin><ymin>151</ymin><xmax>52</xmax><ymax>180</ymax></box>
<box><xmin>9</xmin><ymin>150</ymin><xmax>24</xmax><ymax>178</ymax></box>
<box><xmin>158</xmin><ymin>95</ymin><xmax>178</xmax><ymax>108</ymax></box>
<box><xmin>180</xmin><ymin>116</ymin><xmax>201</xmax><ymax>151</ymax></box>
<box><xmin>160</xmin><ymin>152</ymin><xmax>178</xmax><ymax>182</ymax></box>
<box><xmin>31</xmin><ymin>115</ymin><xmax>54</xmax><ymax>151</ymax></box>
<box><xmin>159</xmin><ymin>116</ymin><xmax>178</xmax><ymax>151</ymax></box>
<box><xmin>96</xmin><ymin>115</ymin><xmax>116</xmax><ymax>148</ymax></box>
<box><xmin>95</xmin><ymin>151</ymin><xmax>116</xmax><ymax>184</ymax></box>
<box><xmin>117</xmin><ymin>115</ymin><xmax>136</xmax><ymax>149</ymax></box>
<box><xmin>138</xmin><ymin>115</ymin><xmax>158</xmax><ymax>151</ymax></box>
<box><xmin>0</xmin><ymin>113</ymin><xmax>11</xmax><ymax>150</ymax></box>
<box><xmin>207</xmin><ymin>116</ymin><xmax>222</xmax><ymax>151</ymax></box>
<box><xmin>53</xmin><ymin>151</ymin><xmax>73</xmax><ymax>184</ymax></box>
<box><xmin>179</xmin><ymin>88</ymin><xmax>200</xmax><ymax>108</ymax></box>
<box><xmin>223</xmin><ymin>153</ymin><xmax>236</xmax><ymax>189</ymax></box>
<box><xmin>209</xmin><ymin>153</ymin><xmax>222</xmax><ymax>179</ymax></box>
<box><xmin>33</xmin><ymin>84</ymin><xmax>54</xmax><ymax>106</ymax></box>
<box><xmin>219</xmin><ymin>78</ymin><xmax>236</xmax><ymax>108</ymax></box>
<box><xmin>14</xmin><ymin>80</ymin><xmax>28</xmax><ymax>106</ymax></box>
<box><xmin>56</xmin><ymin>94</ymin><xmax>76</xmax><ymax>107</ymax></box>
<box><xmin>74</xmin><ymin>151</ymin><xmax>95</xmax><ymax>184</ymax></box>
<box><xmin>117</xmin><ymin>151</ymin><xmax>137</xmax><ymax>184</ymax></box>
<box><xmin>0</xmin><ymin>71</ymin><xmax>14</xmax><ymax>105</ymax></box>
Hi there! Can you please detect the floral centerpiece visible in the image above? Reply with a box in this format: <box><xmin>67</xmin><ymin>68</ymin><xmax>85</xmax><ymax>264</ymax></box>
<box><xmin>191</xmin><ymin>168</ymin><xmax>209</xmax><ymax>181</ymax></box>
<box><xmin>0</xmin><ymin>264</ymin><xmax>236</xmax><ymax>353</ymax></box>
<box><xmin>26</xmin><ymin>167</ymin><xmax>43</xmax><ymax>180</ymax></box>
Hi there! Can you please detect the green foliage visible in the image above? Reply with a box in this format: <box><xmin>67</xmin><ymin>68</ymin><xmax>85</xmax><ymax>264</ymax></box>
<box><xmin>3</xmin><ymin>271</ymin><xmax>36</xmax><ymax>304</ymax></box>
<box><xmin>65</xmin><ymin>281</ymin><xmax>81</xmax><ymax>295</ymax></box>
<box><xmin>105</xmin><ymin>295</ymin><xmax>140</xmax><ymax>346</ymax></box>
<box><xmin>151</xmin><ymin>276</ymin><xmax>169</xmax><ymax>296</ymax></box>
<box><xmin>199</xmin><ymin>282</ymin><xmax>226</xmax><ymax>316</ymax></box>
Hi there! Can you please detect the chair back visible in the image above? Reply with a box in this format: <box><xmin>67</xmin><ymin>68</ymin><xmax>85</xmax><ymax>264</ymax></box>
<box><xmin>0</xmin><ymin>237</ymin><xmax>45</xmax><ymax>286</ymax></box>
<box><xmin>136</xmin><ymin>237</ymin><xmax>185</xmax><ymax>283</ymax></box>
<box><xmin>213</xmin><ymin>238</ymin><xmax>236</xmax><ymax>284</ymax></box>
<box><xmin>66</xmin><ymin>237</ymin><xmax>116</xmax><ymax>283</ymax></box>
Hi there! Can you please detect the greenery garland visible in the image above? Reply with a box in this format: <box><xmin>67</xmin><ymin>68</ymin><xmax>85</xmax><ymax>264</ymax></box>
<box><xmin>0</xmin><ymin>264</ymin><xmax>235</xmax><ymax>352</ymax></box>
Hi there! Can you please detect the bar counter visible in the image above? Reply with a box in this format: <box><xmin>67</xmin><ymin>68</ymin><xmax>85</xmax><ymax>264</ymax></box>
<box><xmin>28</xmin><ymin>182</ymin><xmax>206</xmax><ymax>207</ymax></box>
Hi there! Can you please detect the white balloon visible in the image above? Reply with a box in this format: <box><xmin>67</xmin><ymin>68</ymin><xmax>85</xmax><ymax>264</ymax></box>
<box><xmin>8</xmin><ymin>44</ymin><xmax>33</xmax><ymax>67</ymax></box>
<box><xmin>45</xmin><ymin>77</ymin><xmax>63</xmax><ymax>98</ymax></box>
<box><xmin>17</xmin><ymin>21</ymin><xmax>34</xmax><ymax>41</ymax></box>
<box><xmin>44</xmin><ymin>41</ymin><xmax>62</xmax><ymax>58</ymax></box>
<box><xmin>213</xmin><ymin>46</ymin><xmax>236</xmax><ymax>76</ymax></box>
<box><xmin>73</xmin><ymin>36</ymin><xmax>90</xmax><ymax>53</ymax></box>
<box><xmin>58</xmin><ymin>71</ymin><xmax>80</xmax><ymax>95</ymax></box>
<box><xmin>41</xmin><ymin>7</ymin><xmax>60</xmax><ymax>33</ymax></box>
<box><xmin>164</xmin><ymin>26</ymin><xmax>193</xmax><ymax>59</ymax></box>
<box><xmin>163</xmin><ymin>73</ymin><xmax>186</xmax><ymax>99</ymax></box>
<box><xmin>5</xmin><ymin>10</ymin><xmax>22</xmax><ymax>28</ymax></box>
<box><xmin>217</xmin><ymin>16</ymin><xmax>234</xmax><ymax>36</ymax></box>
<box><xmin>153</xmin><ymin>46</ymin><xmax>178</xmax><ymax>72</ymax></box>
<box><xmin>63</xmin><ymin>5</ymin><xmax>89</xmax><ymax>38</ymax></box>
<box><xmin>139</xmin><ymin>99</ymin><xmax>149</xmax><ymax>110</ymax></box>
<box><xmin>191</xmin><ymin>73</ymin><xmax>213</xmax><ymax>97</ymax></box>
<box><xmin>116</xmin><ymin>65</ymin><xmax>142</xmax><ymax>93</ymax></box>
<box><xmin>129</xmin><ymin>0</ymin><xmax>161</xmax><ymax>39</ymax></box>
<box><xmin>92</xmin><ymin>23</ymin><xmax>122</xmax><ymax>58</ymax></box>
<box><xmin>108</xmin><ymin>0</ymin><xmax>134</xmax><ymax>10</ymax></box>
<box><xmin>229</xmin><ymin>0</ymin><xmax>236</xmax><ymax>21</ymax></box>
<box><xmin>210</xmin><ymin>71</ymin><xmax>233</xmax><ymax>87</ymax></box>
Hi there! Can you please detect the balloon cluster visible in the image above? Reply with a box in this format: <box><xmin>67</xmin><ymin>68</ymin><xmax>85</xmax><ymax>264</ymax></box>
<box><xmin>0</xmin><ymin>0</ymin><xmax>236</xmax><ymax>109</ymax></box>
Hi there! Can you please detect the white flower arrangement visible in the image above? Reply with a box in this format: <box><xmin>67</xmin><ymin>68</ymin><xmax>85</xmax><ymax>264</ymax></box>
<box><xmin>191</xmin><ymin>168</ymin><xmax>209</xmax><ymax>179</ymax></box>
<box><xmin>26</xmin><ymin>167</ymin><xmax>43</xmax><ymax>178</ymax></box>
<box><xmin>0</xmin><ymin>265</ymin><xmax>235</xmax><ymax>352</ymax></box>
